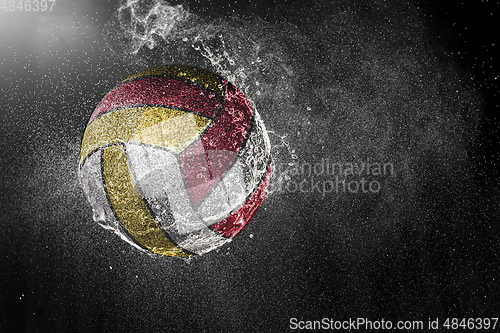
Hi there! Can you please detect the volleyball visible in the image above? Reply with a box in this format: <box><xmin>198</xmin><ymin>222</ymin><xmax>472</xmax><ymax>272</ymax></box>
<box><xmin>79</xmin><ymin>65</ymin><xmax>272</xmax><ymax>257</ymax></box>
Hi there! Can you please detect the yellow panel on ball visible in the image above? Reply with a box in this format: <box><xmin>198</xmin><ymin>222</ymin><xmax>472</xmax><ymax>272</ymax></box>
<box><xmin>102</xmin><ymin>144</ymin><xmax>191</xmax><ymax>257</ymax></box>
<box><xmin>80</xmin><ymin>107</ymin><xmax>143</xmax><ymax>164</ymax></box>
<box><xmin>129</xmin><ymin>107</ymin><xmax>211</xmax><ymax>154</ymax></box>
<box><xmin>80</xmin><ymin>106</ymin><xmax>211</xmax><ymax>163</ymax></box>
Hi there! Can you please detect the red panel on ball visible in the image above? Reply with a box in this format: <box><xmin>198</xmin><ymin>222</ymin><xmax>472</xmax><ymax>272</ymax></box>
<box><xmin>201</xmin><ymin>80</ymin><xmax>253</xmax><ymax>154</ymax></box>
<box><xmin>90</xmin><ymin>77</ymin><xmax>222</xmax><ymax>121</ymax></box>
<box><xmin>211</xmin><ymin>164</ymin><xmax>272</xmax><ymax>238</ymax></box>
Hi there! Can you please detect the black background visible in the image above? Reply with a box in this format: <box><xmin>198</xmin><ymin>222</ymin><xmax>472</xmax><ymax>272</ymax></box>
<box><xmin>1</xmin><ymin>0</ymin><xmax>499</xmax><ymax>332</ymax></box>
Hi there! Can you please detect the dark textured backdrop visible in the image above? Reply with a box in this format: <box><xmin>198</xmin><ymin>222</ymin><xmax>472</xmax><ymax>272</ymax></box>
<box><xmin>1</xmin><ymin>0</ymin><xmax>499</xmax><ymax>332</ymax></box>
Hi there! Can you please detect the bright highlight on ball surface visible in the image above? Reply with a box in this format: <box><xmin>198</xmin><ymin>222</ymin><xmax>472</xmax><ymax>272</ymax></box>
<box><xmin>79</xmin><ymin>65</ymin><xmax>272</xmax><ymax>257</ymax></box>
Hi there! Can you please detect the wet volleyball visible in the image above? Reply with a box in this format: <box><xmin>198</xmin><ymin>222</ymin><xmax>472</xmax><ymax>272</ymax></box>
<box><xmin>79</xmin><ymin>65</ymin><xmax>272</xmax><ymax>257</ymax></box>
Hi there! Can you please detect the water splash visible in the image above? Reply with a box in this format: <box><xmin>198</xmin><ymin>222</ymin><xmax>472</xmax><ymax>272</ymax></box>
<box><xmin>102</xmin><ymin>0</ymin><xmax>297</xmax><ymax>106</ymax></box>
<box><xmin>266</xmin><ymin>130</ymin><xmax>299</xmax><ymax>195</ymax></box>
<box><xmin>113</xmin><ymin>0</ymin><xmax>191</xmax><ymax>55</ymax></box>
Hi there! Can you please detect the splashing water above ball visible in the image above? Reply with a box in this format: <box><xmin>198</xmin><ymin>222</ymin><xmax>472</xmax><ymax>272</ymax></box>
<box><xmin>79</xmin><ymin>65</ymin><xmax>272</xmax><ymax>257</ymax></box>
